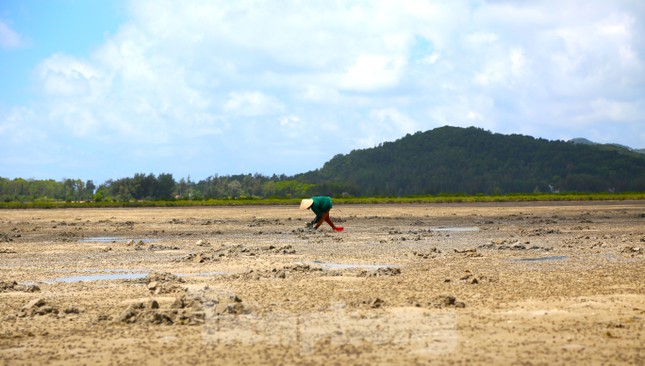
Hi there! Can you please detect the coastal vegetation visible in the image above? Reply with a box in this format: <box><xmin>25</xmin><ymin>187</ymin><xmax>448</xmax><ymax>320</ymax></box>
<box><xmin>2</xmin><ymin>126</ymin><xmax>644</xmax><ymax>207</ymax></box>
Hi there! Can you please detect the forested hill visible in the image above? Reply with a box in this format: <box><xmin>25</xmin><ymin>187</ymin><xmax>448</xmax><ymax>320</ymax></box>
<box><xmin>297</xmin><ymin>126</ymin><xmax>645</xmax><ymax>196</ymax></box>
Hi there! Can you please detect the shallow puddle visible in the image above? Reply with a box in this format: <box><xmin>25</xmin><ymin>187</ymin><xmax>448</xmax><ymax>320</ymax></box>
<box><xmin>80</xmin><ymin>237</ymin><xmax>157</xmax><ymax>243</ymax></box>
<box><xmin>301</xmin><ymin>261</ymin><xmax>398</xmax><ymax>270</ymax></box>
<box><xmin>175</xmin><ymin>271</ymin><xmax>227</xmax><ymax>277</ymax></box>
<box><xmin>513</xmin><ymin>256</ymin><xmax>569</xmax><ymax>263</ymax></box>
<box><xmin>430</xmin><ymin>227</ymin><xmax>480</xmax><ymax>233</ymax></box>
<box><xmin>50</xmin><ymin>272</ymin><xmax>148</xmax><ymax>283</ymax></box>
<box><xmin>46</xmin><ymin>270</ymin><xmax>226</xmax><ymax>283</ymax></box>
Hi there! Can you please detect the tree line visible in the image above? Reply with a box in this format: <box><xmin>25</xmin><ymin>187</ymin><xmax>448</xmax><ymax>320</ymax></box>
<box><xmin>0</xmin><ymin>173</ymin><xmax>316</xmax><ymax>202</ymax></box>
<box><xmin>3</xmin><ymin>126</ymin><xmax>645</xmax><ymax>202</ymax></box>
<box><xmin>0</xmin><ymin>178</ymin><xmax>96</xmax><ymax>202</ymax></box>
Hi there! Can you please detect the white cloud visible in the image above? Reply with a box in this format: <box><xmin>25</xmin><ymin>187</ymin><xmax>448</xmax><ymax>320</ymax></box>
<box><xmin>372</xmin><ymin>108</ymin><xmax>418</xmax><ymax>134</ymax></box>
<box><xmin>510</xmin><ymin>48</ymin><xmax>526</xmax><ymax>76</ymax></box>
<box><xmin>0</xmin><ymin>20</ymin><xmax>23</xmax><ymax>49</ymax></box>
<box><xmin>419</xmin><ymin>52</ymin><xmax>440</xmax><ymax>65</ymax></box>
<box><xmin>301</xmin><ymin>84</ymin><xmax>341</xmax><ymax>104</ymax></box>
<box><xmin>340</xmin><ymin>55</ymin><xmax>407</xmax><ymax>91</ymax></box>
<box><xmin>224</xmin><ymin>91</ymin><xmax>284</xmax><ymax>116</ymax></box>
<box><xmin>597</xmin><ymin>13</ymin><xmax>631</xmax><ymax>36</ymax></box>
<box><xmin>279</xmin><ymin>115</ymin><xmax>301</xmax><ymax>129</ymax></box>
<box><xmin>467</xmin><ymin>111</ymin><xmax>484</xmax><ymax>122</ymax></box>
<box><xmin>36</xmin><ymin>54</ymin><xmax>99</xmax><ymax>97</ymax></box>
<box><xmin>584</xmin><ymin>98</ymin><xmax>643</xmax><ymax>124</ymax></box>
<box><xmin>354</xmin><ymin>108</ymin><xmax>419</xmax><ymax>148</ymax></box>
<box><xmin>465</xmin><ymin>31</ymin><xmax>499</xmax><ymax>46</ymax></box>
<box><xmin>2</xmin><ymin>0</ymin><xmax>644</xmax><ymax>181</ymax></box>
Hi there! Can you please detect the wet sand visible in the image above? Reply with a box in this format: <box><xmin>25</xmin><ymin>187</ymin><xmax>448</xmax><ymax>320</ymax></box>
<box><xmin>1</xmin><ymin>202</ymin><xmax>644</xmax><ymax>365</ymax></box>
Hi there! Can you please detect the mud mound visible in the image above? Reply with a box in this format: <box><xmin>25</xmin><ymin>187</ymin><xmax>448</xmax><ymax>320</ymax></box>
<box><xmin>179</xmin><ymin>244</ymin><xmax>296</xmax><ymax>263</ymax></box>
<box><xmin>127</xmin><ymin>239</ymin><xmax>145</xmax><ymax>250</ymax></box>
<box><xmin>458</xmin><ymin>271</ymin><xmax>495</xmax><ymax>285</ymax></box>
<box><xmin>9</xmin><ymin>298</ymin><xmax>80</xmax><ymax>321</ymax></box>
<box><xmin>453</xmin><ymin>248</ymin><xmax>483</xmax><ymax>257</ymax></box>
<box><xmin>58</xmin><ymin>231</ymin><xmax>80</xmax><ymax>242</ymax></box>
<box><xmin>181</xmin><ymin>251</ymin><xmax>221</xmax><ymax>263</ymax></box>
<box><xmin>412</xmin><ymin>248</ymin><xmax>441</xmax><ymax>259</ymax></box>
<box><xmin>127</xmin><ymin>240</ymin><xmax>180</xmax><ymax>251</ymax></box>
<box><xmin>147</xmin><ymin>244</ymin><xmax>181</xmax><ymax>251</ymax></box>
<box><xmin>18</xmin><ymin>298</ymin><xmax>58</xmax><ymax>317</ymax></box>
<box><xmin>146</xmin><ymin>272</ymin><xmax>185</xmax><ymax>284</ymax></box>
<box><xmin>248</xmin><ymin>218</ymin><xmax>283</xmax><ymax>227</ymax></box>
<box><xmin>114</xmin><ymin>291</ymin><xmax>248</xmax><ymax>326</ymax></box>
<box><xmin>128</xmin><ymin>272</ymin><xmax>185</xmax><ymax>294</ymax></box>
<box><xmin>1</xmin><ymin>280</ymin><xmax>40</xmax><ymax>293</ymax></box>
<box><xmin>479</xmin><ymin>239</ymin><xmax>552</xmax><ymax>251</ymax></box>
<box><xmin>358</xmin><ymin>267</ymin><xmax>401</xmax><ymax>277</ymax></box>
<box><xmin>215</xmin><ymin>244</ymin><xmax>295</xmax><ymax>256</ymax></box>
<box><xmin>118</xmin><ymin>300</ymin><xmax>175</xmax><ymax>325</ymax></box>
<box><xmin>362</xmin><ymin>297</ymin><xmax>385</xmax><ymax>308</ymax></box>
<box><xmin>233</xmin><ymin>264</ymin><xmax>323</xmax><ymax>280</ymax></box>
<box><xmin>621</xmin><ymin>246</ymin><xmax>644</xmax><ymax>256</ymax></box>
<box><xmin>196</xmin><ymin>239</ymin><xmax>211</xmax><ymax>247</ymax></box>
<box><xmin>427</xmin><ymin>295</ymin><xmax>466</xmax><ymax>309</ymax></box>
<box><xmin>522</xmin><ymin>228</ymin><xmax>562</xmax><ymax>236</ymax></box>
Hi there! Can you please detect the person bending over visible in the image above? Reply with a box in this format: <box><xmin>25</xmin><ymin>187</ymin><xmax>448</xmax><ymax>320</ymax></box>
<box><xmin>300</xmin><ymin>196</ymin><xmax>344</xmax><ymax>231</ymax></box>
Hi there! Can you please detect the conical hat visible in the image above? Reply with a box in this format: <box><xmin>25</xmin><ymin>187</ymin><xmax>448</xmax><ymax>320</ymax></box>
<box><xmin>300</xmin><ymin>199</ymin><xmax>314</xmax><ymax>210</ymax></box>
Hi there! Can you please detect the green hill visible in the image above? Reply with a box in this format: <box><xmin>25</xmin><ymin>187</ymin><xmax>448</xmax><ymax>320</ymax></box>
<box><xmin>569</xmin><ymin>137</ymin><xmax>645</xmax><ymax>156</ymax></box>
<box><xmin>297</xmin><ymin>126</ymin><xmax>645</xmax><ymax>196</ymax></box>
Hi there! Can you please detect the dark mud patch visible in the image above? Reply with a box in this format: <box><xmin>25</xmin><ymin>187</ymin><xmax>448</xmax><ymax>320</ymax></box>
<box><xmin>0</xmin><ymin>232</ymin><xmax>13</xmax><ymax>242</ymax></box>
<box><xmin>410</xmin><ymin>295</ymin><xmax>466</xmax><ymax>309</ymax></box>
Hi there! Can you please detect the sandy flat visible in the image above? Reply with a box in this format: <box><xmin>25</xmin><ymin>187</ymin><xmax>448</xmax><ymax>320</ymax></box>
<box><xmin>0</xmin><ymin>202</ymin><xmax>644</xmax><ymax>365</ymax></box>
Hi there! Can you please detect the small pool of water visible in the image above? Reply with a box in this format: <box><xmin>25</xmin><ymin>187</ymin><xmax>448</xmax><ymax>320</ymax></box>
<box><xmin>430</xmin><ymin>227</ymin><xmax>480</xmax><ymax>233</ymax></box>
<box><xmin>513</xmin><ymin>256</ymin><xmax>569</xmax><ymax>263</ymax></box>
<box><xmin>175</xmin><ymin>271</ymin><xmax>228</xmax><ymax>277</ymax></box>
<box><xmin>79</xmin><ymin>237</ymin><xmax>157</xmax><ymax>243</ymax></box>
<box><xmin>301</xmin><ymin>261</ymin><xmax>398</xmax><ymax>270</ymax></box>
<box><xmin>45</xmin><ymin>270</ymin><xmax>226</xmax><ymax>283</ymax></box>
<box><xmin>49</xmin><ymin>272</ymin><xmax>148</xmax><ymax>283</ymax></box>
<box><xmin>56</xmin><ymin>268</ymin><xmax>143</xmax><ymax>274</ymax></box>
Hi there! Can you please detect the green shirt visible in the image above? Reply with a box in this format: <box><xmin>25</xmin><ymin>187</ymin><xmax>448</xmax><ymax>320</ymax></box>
<box><xmin>310</xmin><ymin>196</ymin><xmax>332</xmax><ymax>222</ymax></box>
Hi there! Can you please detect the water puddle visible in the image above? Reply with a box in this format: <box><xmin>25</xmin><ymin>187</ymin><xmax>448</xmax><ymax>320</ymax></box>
<box><xmin>45</xmin><ymin>270</ymin><xmax>226</xmax><ymax>283</ymax></box>
<box><xmin>430</xmin><ymin>227</ymin><xmax>480</xmax><ymax>233</ymax></box>
<box><xmin>50</xmin><ymin>272</ymin><xmax>148</xmax><ymax>283</ymax></box>
<box><xmin>513</xmin><ymin>256</ymin><xmax>569</xmax><ymax>263</ymax></box>
<box><xmin>79</xmin><ymin>237</ymin><xmax>157</xmax><ymax>243</ymax></box>
<box><xmin>301</xmin><ymin>261</ymin><xmax>398</xmax><ymax>270</ymax></box>
<box><xmin>56</xmin><ymin>268</ymin><xmax>143</xmax><ymax>273</ymax></box>
<box><xmin>175</xmin><ymin>271</ymin><xmax>228</xmax><ymax>277</ymax></box>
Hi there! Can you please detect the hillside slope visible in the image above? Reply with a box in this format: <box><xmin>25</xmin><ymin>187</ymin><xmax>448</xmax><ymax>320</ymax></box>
<box><xmin>297</xmin><ymin>126</ymin><xmax>645</xmax><ymax>196</ymax></box>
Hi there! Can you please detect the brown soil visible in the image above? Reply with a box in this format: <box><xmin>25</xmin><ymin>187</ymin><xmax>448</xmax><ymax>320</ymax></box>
<box><xmin>0</xmin><ymin>202</ymin><xmax>644</xmax><ymax>365</ymax></box>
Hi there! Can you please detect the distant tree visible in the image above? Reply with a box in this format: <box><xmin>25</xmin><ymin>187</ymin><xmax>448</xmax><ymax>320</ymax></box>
<box><xmin>155</xmin><ymin>173</ymin><xmax>176</xmax><ymax>200</ymax></box>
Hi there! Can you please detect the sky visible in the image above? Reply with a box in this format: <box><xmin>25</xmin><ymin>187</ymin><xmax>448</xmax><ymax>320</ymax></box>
<box><xmin>1</xmin><ymin>0</ymin><xmax>644</xmax><ymax>184</ymax></box>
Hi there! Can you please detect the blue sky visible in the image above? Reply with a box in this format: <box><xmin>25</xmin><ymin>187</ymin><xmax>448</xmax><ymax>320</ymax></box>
<box><xmin>1</xmin><ymin>0</ymin><xmax>644</xmax><ymax>184</ymax></box>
